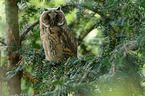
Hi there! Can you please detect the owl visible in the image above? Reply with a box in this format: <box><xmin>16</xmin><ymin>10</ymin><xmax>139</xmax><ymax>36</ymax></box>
<box><xmin>40</xmin><ymin>6</ymin><xmax>77</xmax><ymax>62</ymax></box>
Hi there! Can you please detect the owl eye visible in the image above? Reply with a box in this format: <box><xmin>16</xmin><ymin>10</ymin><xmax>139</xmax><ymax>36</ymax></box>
<box><xmin>44</xmin><ymin>14</ymin><xmax>50</xmax><ymax>20</ymax></box>
<box><xmin>55</xmin><ymin>14</ymin><xmax>59</xmax><ymax>20</ymax></box>
<box><xmin>55</xmin><ymin>13</ymin><xmax>63</xmax><ymax>21</ymax></box>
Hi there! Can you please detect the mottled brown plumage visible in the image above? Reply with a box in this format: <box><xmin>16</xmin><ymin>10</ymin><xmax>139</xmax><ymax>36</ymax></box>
<box><xmin>40</xmin><ymin>6</ymin><xmax>77</xmax><ymax>61</ymax></box>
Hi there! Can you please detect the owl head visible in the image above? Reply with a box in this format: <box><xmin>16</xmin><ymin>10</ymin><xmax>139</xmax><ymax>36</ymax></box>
<box><xmin>41</xmin><ymin>6</ymin><xmax>67</xmax><ymax>27</ymax></box>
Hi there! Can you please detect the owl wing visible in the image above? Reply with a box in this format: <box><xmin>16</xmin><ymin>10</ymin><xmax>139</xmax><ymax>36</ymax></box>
<box><xmin>59</xmin><ymin>26</ymin><xmax>78</xmax><ymax>58</ymax></box>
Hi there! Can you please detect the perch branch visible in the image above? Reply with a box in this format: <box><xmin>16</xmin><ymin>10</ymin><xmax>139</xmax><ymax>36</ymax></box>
<box><xmin>20</xmin><ymin>19</ymin><xmax>39</xmax><ymax>41</ymax></box>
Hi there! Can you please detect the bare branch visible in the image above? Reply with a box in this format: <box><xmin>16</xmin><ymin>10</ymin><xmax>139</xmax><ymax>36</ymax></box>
<box><xmin>79</xmin><ymin>24</ymin><xmax>98</xmax><ymax>41</ymax></box>
<box><xmin>0</xmin><ymin>40</ymin><xmax>6</xmax><ymax>45</ymax></box>
<box><xmin>20</xmin><ymin>19</ymin><xmax>39</xmax><ymax>41</ymax></box>
<box><xmin>78</xmin><ymin>20</ymin><xmax>101</xmax><ymax>42</ymax></box>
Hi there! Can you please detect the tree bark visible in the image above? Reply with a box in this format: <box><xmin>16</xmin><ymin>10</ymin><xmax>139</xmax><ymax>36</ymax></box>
<box><xmin>0</xmin><ymin>50</ymin><xmax>2</xmax><ymax>96</ymax></box>
<box><xmin>5</xmin><ymin>0</ymin><xmax>21</xmax><ymax>95</ymax></box>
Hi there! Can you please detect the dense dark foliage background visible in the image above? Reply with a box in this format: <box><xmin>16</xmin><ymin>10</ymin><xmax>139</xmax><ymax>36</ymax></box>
<box><xmin>0</xmin><ymin>0</ymin><xmax>145</xmax><ymax>95</ymax></box>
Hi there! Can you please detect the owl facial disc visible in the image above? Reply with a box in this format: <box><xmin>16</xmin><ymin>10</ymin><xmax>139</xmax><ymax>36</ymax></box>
<box><xmin>41</xmin><ymin>6</ymin><xmax>66</xmax><ymax>27</ymax></box>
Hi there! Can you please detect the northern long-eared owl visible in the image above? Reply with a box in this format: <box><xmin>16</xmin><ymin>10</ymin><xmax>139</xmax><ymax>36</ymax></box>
<box><xmin>40</xmin><ymin>6</ymin><xmax>77</xmax><ymax>62</ymax></box>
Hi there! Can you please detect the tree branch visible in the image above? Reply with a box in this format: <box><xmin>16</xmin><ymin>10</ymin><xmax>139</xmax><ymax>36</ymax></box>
<box><xmin>79</xmin><ymin>2</ymin><xmax>117</xmax><ymax>33</ymax></box>
<box><xmin>19</xmin><ymin>3</ymin><xmax>115</xmax><ymax>43</ymax></box>
<box><xmin>79</xmin><ymin>22</ymin><xmax>100</xmax><ymax>42</ymax></box>
<box><xmin>61</xmin><ymin>2</ymin><xmax>104</xmax><ymax>17</ymax></box>
<box><xmin>62</xmin><ymin>3</ymin><xmax>117</xmax><ymax>41</ymax></box>
<box><xmin>0</xmin><ymin>40</ymin><xmax>6</xmax><ymax>45</ymax></box>
<box><xmin>20</xmin><ymin>19</ymin><xmax>39</xmax><ymax>41</ymax></box>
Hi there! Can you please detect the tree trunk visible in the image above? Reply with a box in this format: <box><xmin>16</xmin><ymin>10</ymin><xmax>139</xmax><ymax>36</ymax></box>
<box><xmin>0</xmin><ymin>50</ymin><xmax>2</xmax><ymax>96</ymax></box>
<box><xmin>5</xmin><ymin>0</ymin><xmax>21</xmax><ymax>95</ymax></box>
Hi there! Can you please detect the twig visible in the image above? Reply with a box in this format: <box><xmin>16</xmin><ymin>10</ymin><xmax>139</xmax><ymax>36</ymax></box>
<box><xmin>112</xmin><ymin>63</ymin><xmax>115</xmax><ymax>74</ymax></box>
<box><xmin>20</xmin><ymin>19</ymin><xmax>39</xmax><ymax>41</ymax></box>
<box><xmin>123</xmin><ymin>42</ymin><xmax>131</xmax><ymax>54</ymax></box>
<box><xmin>78</xmin><ymin>63</ymin><xmax>90</xmax><ymax>85</ymax></box>
<box><xmin>64</xmin><ymin>58</ymin><xmax>70</xmax><ymax>74</ymax></box>
<box><xmin>0</xmin><ymin>40</ymin><xmax>6</xmax><ymax>45</ymax></box>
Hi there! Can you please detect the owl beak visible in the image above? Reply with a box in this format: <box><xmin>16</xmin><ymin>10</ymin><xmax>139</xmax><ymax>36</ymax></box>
<box><xmin>47</xmin><ymin>14</ymin><xmax>56</xmax><ymax>27</ymax></box>
<box><xmin>50</xmin><ymin>19</ymin><xmax>55</xmax><ymax>27</ymax></box>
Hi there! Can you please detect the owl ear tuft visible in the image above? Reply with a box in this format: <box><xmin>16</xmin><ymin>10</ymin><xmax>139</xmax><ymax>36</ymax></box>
<box><xmin>57</xmin><ymin>6</ymin><xmax>61</xmax><ymax>10</ymax></box>
<box><xmin>44</xmin><ymin>8</ymin><xmax>48</xmax><ymax>11</ymax></box>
